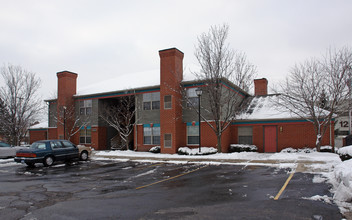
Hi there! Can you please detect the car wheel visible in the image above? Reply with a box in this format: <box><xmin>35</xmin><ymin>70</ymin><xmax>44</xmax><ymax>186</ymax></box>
<box><xmin>80</xmin><ymin>151</ymin><xmax>88</xmax><ymax>161</ymax></box>
<box><xmin>43</xmin><ymin>156</ymin><xmax>54</xmax><ymax>166</ymax></box>
<box><xmin>26</xmin><ymin>162</ymin><xmax>35</xmax><ymax>167</ymax></box>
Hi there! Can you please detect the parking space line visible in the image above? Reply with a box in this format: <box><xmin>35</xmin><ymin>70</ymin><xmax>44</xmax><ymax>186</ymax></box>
<box><xmin>136</xmin><ymin>165</ymin><xmax>208</xmax><ymax>190</ymax></box>
<box><xmin>274</xmin><ymin>172</ymin><xmax>295</xmax><ymax>200</ymax></box>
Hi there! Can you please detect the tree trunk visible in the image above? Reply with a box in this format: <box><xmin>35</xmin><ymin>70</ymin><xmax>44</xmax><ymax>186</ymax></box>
<box><xmin>315</xmin><ymin>134</ymin><xmax>322</xmax><ymax>152</ymax></box>
<box><xmin>217</xmin><ymin>134</ymin><xmax>222</xmax><ymax>153</ymax></box>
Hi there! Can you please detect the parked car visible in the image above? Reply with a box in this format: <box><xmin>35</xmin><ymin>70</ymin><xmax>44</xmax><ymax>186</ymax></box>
<box><xmin>0</xmin><ymin>141</ymin><xmax>28</xmax><ymax>159</ymax></box>
<box><xmin>77</xmin><ymin>144</ymin><xmax>92</xmax><ymax>161</ymax></box>
<box><xmin>14</xmin><ymin>140</ymin><xmax>91</xmax><ymax>167</ymax></box>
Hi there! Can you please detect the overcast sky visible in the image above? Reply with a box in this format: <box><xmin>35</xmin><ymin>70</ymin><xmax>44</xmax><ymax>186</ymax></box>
<box><xmin>1</xmin><ymin>0</ymin><xmax>351</xmax><ymax>98</ymax></box>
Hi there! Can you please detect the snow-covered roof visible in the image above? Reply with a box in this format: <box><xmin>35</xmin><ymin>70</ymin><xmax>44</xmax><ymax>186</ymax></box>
<box><xmin>75</xmin><ymin>67</ymin><xmax>197</xmax><ymax>97</ymax></box>
<box><xmin>30</xmin><ymin>121</ymin><xmax>49</xmax><ymax>129</ymax></box>
<box><xmin>237</xmin><ymin>95</ymin><xmax>296</xmax><ymax>120</ymax></box>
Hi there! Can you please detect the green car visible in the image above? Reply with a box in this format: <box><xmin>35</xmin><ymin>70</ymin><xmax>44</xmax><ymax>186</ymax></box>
<box><xmin>14</xmin><ymin>140</ymin><xmax>80</xmax><ymax>167</ymax></box>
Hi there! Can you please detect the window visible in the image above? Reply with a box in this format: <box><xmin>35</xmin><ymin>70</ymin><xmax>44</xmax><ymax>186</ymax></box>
<box><xmin>164</xmin><ymin>134</ymin><xmax>172</xmax><ymax>148</ymax></box>
<box><xmin>164</xmin><ymin>95</ymin><xmax>172</xmax><ymax>109</ymax></box>
<box><xmin>238</xmin><ymin>126</ymin><xmax>253</xmax><ymax>145</ymax></box>
<box><xmin>186</xmin><ymin>88</ymin><xmax>199</xmax><ymax>107</ymax></box>
<box><xmin>143</xmin><ymin>125</ymin><xmax>160</xmax><ymax>145</ymax></box>
<box><xmin>61</xmin><ymin>141</ymin><xmax>75</xmax><ymax>148</ymax></box>
<box><xmin>80</xmin><ymin>100</ymin><xmax>92</xmax><ymax>115</ymax></box>
<box><xmin>50</xmin><ymin>141</ymin><xmax>63</xmax><ymax>149</ymax></box>
<box><xmin>187</xmin><ymin>124</ymin><xmax>199</xmax><ymax>145</ymax></box>
<box><xmin>80</xmin><ymin>127</ymin><xmax>91</xmax><ymax>144</ymax></box>
<box><xmin>143</xmin><ymin>92</ymin><xmax>160</xmax><ymax>110</ymax></box>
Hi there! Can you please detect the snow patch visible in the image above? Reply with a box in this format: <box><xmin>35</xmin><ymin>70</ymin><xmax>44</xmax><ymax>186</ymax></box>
<box><xmin>135</xmin><ymin>169</ymin><xmax>156</xmax><ymax>178</ymax></box>
<box><xmin>312</xmin><ymin>175</ymin><xmax>326</xmax><ymax>183</ymax></box>
<box><xmin>303</xmin><ymin>195</ymin><xmax>332</xmax><ymax>204</ymax></box>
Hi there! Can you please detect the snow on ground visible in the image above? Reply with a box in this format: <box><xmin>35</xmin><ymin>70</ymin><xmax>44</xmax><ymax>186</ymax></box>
<box><xmin>95</xmin><ymin>150</ymin><xmax>340</xmax><ymax>165</ymax></box>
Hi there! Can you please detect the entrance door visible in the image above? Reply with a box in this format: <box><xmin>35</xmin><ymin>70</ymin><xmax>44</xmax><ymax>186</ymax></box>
<box><xmin>264</xmin><ymin>126</ymin><xmax>277</xmax><ymax>152</ymax></box>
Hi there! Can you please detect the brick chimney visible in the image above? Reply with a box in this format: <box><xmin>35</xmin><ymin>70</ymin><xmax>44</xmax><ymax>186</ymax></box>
<box><xmin>254</xmin><ymin>78</ymin><xmax>268</xmax><ymax>96</ymax></box>
<box><xmin>159</xmin><ymin>48</ymin><xmax>184</xmax><ymax>154</ymax></box>
<box><xmin>56</xmin><ymin>71</ymin><xmax>78</xmax><ymax>138</ymax></box>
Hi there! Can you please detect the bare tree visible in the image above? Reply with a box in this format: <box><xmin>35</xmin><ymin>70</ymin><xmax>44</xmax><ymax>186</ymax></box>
<box><xmin>0</xmin><ymin>64</ymin><xmax>44</xmax><ymax>145</ymax></box>
<box><xmin>193</xmin><ymin>24</ymin><xmax>253</xmax><ymax>152</ymax></box>
<box><xmin>274</xmin><ymin>47</ymin><xmax>352</xmax><ymax>151</ymax></box>
<box><xmin>99</xmin><ymin>95</ymin><xmax>137</xmax><ymax>150</ymax></box>
<box><xmin>233</xmin><ymin>51</ymin><xmax>257</xmax><ymax>93</ymax></box>
<box><xmin>0</xmin><ymin>98</ymin><xmax>9</xmax><ymax>137</ymax></box>
<box><xmin>55</xmin><ymin>105</ymin><xmax>90</xmax><ymax>141</ymax></box>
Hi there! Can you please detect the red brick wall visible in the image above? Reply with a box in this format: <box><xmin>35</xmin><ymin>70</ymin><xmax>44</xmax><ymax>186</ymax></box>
<box><xmin>29</xmin><ymin>130</ymin><xmax>47</xmax><ymax>144</ymax></box>
<box><xmin>233</xmin><ymin>121</ymin><xmax>334</xmax><ymax>153</ymax></box>
<box><xmin>91</xmin><ymin>126</ymin><xmax>107</xmax><ymax>150</ymax></box>
<box><xmin>48</xmin><ymin>128</ymin><xmax>58</xmax><ymax>139</ymax></box>
<box><xmin>253</xmin><ymin>125</ymin><xmax>264</xmax><ymax>152</ymax></box>
<box><xmin>185</xmin><ymin>122</ymin><xmax>232</xmax><ymax>153</ymax></box>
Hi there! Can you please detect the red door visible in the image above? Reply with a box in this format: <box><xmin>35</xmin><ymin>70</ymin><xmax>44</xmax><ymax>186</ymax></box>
<box><xmin>264</xmin><ymin>126</ymin><xmax>277</xmax><ymax>152</ymax></box>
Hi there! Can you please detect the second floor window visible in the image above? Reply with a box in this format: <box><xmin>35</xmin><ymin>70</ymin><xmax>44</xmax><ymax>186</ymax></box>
<box><xmin>143</xmin><ymin>92</ymin><xmax>160</xmax><ymax>110</ymax></box>
<box><xmin>186</xmin><ymin>88</ymin><xmax>199</xmax><ymax>107</ymax></box>
<box><xmin>80</xmin><ymin>100</ymin><xmax>92</xmax><ymax>115</ymax></box>
<box><xmin>164</xmin><ymin>95</ymin><xmax>172</xmax><ymax>109</ymax></box>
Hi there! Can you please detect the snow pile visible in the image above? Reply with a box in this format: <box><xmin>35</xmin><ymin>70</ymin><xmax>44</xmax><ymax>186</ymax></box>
<box><xmin>331</xmin><ymin>159</ymin><xmax>352</xmax><ymax>203</ymax></box>
<box><xmin>337</xmin><ymin>145</ymin><xmax>352</xmax><ymax>161</ymax></box>
<box><xmin>229</xmin><ymin>144</ymin><xmax>257</xmax><ymax>152</ymax></box>
<box><xmin>177</xmin><ymin>147</ymin><xmax>217</xmax><ymax>155</ymax></box>
<box><xmin>149</xmin><ymin>146</ymin><xmax>160</xmax><ymax>153</ymax></box>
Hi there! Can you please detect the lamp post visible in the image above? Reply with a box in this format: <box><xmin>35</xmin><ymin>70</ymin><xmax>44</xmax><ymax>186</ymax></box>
<box><xmin>195</xmin><ymin>87</ymin><xmax>202</xmax><ymax>153</ymax></box>
<box><xmin>63</xmin><ymin>106</ymin><xmax>67</xmax><ymax>140</ymax></box>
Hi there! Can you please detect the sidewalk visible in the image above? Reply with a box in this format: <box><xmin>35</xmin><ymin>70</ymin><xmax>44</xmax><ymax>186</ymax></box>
<box><xmin>92</xmin><ymin>150</ymin><xmax>341</xmax><ymax>173</ymax></box>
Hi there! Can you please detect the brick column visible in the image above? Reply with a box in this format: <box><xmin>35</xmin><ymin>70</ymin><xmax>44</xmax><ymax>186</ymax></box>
<box><xmin>159</xmin><ymin>48</ymin><xmax>184</xmax><ymax>153</ymax></box>
<box><xmin>56</xmin><ymin>71</ymin><xmax>78</xmax><ymax>139</ymax></box>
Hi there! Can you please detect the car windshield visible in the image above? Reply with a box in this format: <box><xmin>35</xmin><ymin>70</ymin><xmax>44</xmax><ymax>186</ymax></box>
<box><xmin>30</xmin><ymin>142</ymin><xmax>47</xmax><ymax>150</ymax></box>
<box><xmin>0</xmin><ymin>142</ymin><xmax>11</xmax><ymax>148</ymax></box>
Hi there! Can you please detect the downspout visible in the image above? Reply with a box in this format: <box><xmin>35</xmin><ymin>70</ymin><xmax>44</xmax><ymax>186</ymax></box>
<box><xmin>329</xmin><ymin>121</ymin><xmax>332</xmax><ymax>147</ymax></box>
<box><xmin>135</xmin><ymin>124</ymin><xmax>138</xmax><ymax>151</ymax></box>
<box><xmin>349</xmin><ymin>109</ymin><xmax>351</xmax><ymax>135</ymax></box>
<box><xmin>134</xmin><ymin>90</ymin><xmax>138</xmax><ymax>151</ymax></box>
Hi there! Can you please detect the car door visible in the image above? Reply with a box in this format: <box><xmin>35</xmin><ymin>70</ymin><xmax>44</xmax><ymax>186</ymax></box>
<box><xmin>61</xmin><ymin>141</ymin><xmax>79</xmax><ymax>160</ymax></box>
<box><xmin>50</xmin><ymin>141</ymin><xmax>67</xmax><ymax>161</ymax></box>
<box><xmin>0</xmin><ymin>142</ymin><xmax>16</xmax><ymax>158</ymax></box>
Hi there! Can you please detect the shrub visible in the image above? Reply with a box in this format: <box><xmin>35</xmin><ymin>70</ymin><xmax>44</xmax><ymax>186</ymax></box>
<box><xmin>320</xmin><ymin>146</ymin><xmax>333</xmax><ymax>153</ymax></box>
<box><xmin>337</xmin><ymin>145</ymin><xmax>352</xmax><ymax>161</ymax></box>
<box><xmin>281</xmin><ymin>147</ymin><xmax>316</xmax><ymax>153</ymax></box>
<box><xmin>177</xmin><ymin>147</ymin><xmax>217</xmax><ymax>155</ymax></box>
<box><xmin>229</xmin><ymin>144</ymin><xmax>257</xmax><ymax>153</ymax></box>
<box><xmin>149</xmin><ymin>146</ymin><xmax>161</xmax><ymax>153</ymax></box>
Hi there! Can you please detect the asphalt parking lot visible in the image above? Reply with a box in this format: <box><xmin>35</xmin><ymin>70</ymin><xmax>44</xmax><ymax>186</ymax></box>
<box><xmin>0</xmin><ymin>159</ymin><xmax>342</xmax><ymax>219</ymax></box>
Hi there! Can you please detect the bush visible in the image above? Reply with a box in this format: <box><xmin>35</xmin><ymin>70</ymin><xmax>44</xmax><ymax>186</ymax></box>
<box><xmin>229</xmin><ymin>144</ymin><xmax>257</xmax><ymax>153</ymax></box>
<box><xmin>281</xmin><ymin>147</ymin><xmax>316</xmax><ymax>153</ymax></box>
<box><xmin>177</xmin><ymin>147</ymin><xmax>217</xmax><ymax>155</ymax></box>
<box><xmin>149</xmin><ymin>146</ymin><xmax>160</xmax><ymax>153</ymax></box>
<box><xmin>337</xmin><ymin>145</ymin><xmax>352</xmax><ymax>161</ymax></box>
<box><xmin>320</xmin><ymin>145</ymin><xmax>333</xmax><ymax>153</ymax></box>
